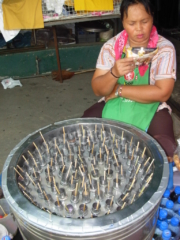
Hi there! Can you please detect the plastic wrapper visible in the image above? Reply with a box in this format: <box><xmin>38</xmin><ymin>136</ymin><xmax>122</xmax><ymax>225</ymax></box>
<box><xmin>1</xmin><ymin>78</ymin><xmax>22</xmax><ymax>89</ymax></box>
<box><xmin>126</xmin><ymin>47</ymin><xmax>158</xmax><ymax>66</ymax></box>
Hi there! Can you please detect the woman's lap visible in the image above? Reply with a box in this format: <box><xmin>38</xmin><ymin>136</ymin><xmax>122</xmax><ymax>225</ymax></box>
<box><xmin>82</xmin><ymin>103</ymin><xmax>176</xmax><ymax>157</ymax></box>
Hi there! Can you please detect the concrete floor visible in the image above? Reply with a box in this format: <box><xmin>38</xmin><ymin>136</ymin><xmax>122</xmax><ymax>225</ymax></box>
<box><xmin>1</xmin><ymin>46</ymin><xmax>180</xmax><ymax>173</ymax></box>
<box><xmin>0</xmin><ymin>72</ymin><xmax>99</xmax><ymax>172</ymax></box>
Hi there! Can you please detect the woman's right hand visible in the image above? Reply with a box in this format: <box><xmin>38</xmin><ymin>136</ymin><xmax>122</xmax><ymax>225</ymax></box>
<box><xmin>112</xmin><ymin>57</ymin><xmax>135</xmax><ymax>78</ymax></box>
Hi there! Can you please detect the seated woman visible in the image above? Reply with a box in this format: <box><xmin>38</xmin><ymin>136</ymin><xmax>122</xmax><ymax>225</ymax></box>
<box><xmin>82</xmin><ymin>0</ymin><xmax>177</xmax><ymax>175</ymax></box>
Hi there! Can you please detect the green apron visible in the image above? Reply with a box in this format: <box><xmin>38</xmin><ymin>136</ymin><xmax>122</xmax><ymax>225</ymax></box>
<box><xmin>102</xmin><ymin>53</ymin><xmax>159</xmax><ymax>131</ymax></box>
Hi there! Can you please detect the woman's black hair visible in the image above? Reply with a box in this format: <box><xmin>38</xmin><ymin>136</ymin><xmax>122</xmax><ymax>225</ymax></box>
<box><xmin>120</xmin><ymin>0</ymin><xmax>154</xmax><ymax>20</ymax></box>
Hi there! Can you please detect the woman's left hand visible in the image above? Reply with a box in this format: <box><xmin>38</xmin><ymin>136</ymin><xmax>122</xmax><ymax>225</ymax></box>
<box><xmin>105</xmin><ymin>83</ymin><xmax>120</xmax><ymax>102</ymax></box>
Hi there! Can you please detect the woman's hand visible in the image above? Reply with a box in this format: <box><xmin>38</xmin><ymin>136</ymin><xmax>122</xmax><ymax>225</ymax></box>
<box><xmin>112</xmin><ymin>57</ymin><xmax>135</xmax><ymax>78</ymax></box>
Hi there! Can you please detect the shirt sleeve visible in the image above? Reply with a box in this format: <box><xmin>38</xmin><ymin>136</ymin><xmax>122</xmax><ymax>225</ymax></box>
<box><xmin>96</xmin><ymin>38</ymin><xmax>116</xmax><ymax>70</ymax></box>
<box><xmin>154</xmin><ymin>44</ymin><xmax>176</xmax><ymax>81</ymax></box>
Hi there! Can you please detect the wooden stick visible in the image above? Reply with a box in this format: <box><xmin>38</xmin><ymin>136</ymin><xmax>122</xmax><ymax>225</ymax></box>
<box><xmin>75</xmin><ymin>170</ymin><xmax>78</xmax><ymax>179</ymax></box>
<box><xmin>122</xmin><ymin>202</ymin><xmax>126</xmax><ymax>209</ymax></box>
<box><xmin>63</xmin><ymin>127</ymin><xmax>65</xmax><ymax>135</ymax></box>
<box><xmin>33</xmin><ymin>168</ymin><xmax>37</xmax><ymax>178</ymax></box>
<box><xmin>91</xmin><ymin>143</ymin><xmax>94</xmax><ymax>155</ymax></box>
<box><xmin>75</xmin><ymin>183</ymin><xmax>78</xmax><ymax>196</ymax></box>
<box><xmin>57</xmin><ymin>196</ymin><xmax>60</xmax><ymax>206</ymax></box>
<box><xmin>14</xmin><ymin>167</ymin><xmax>24</xmax><ymax>180</ymax></box>
<box><xmin>107</xmin><ymin>210</ymin><xmax>110</xmax><ymax>215</ymax></box>
<box><xmin>101</xmin><ymin>129</ymin><xmax>102</xmax><ymax>141</ymax></box>
<box><xmin>121</xmin><ymin>165</ymin><xmax>123</xmax><ymax>176</ymax></box>
<box><xmin>102</xmin><ymin>124</ymin><xmax>104</xmax><ymax>131</ymax></box>
<box><xmin>22</xmin><ymin>155</ymin><xmax>29</xmax><ymax>164</ymax></box>
<box><xmin>104</xmin><ymin>170</ymin><xmax>106</xmax><ymax>181</ymax></box>
<box><xmin>61</xmin><ymin>165</ymin><xmax>65</xmax><ymax>173</ymax></box>
<box><xmin>96</xmin><ymin>201</ymin><xmax>99</xmax><ymax>210</ymax></box>
<box><xmin>97</xmin><ymin>182</ymin><xmax>100</xmax><ymax>196</ymax></box>
<box><xmin>102</xmin><ymin>137</ymin><xmax>106</xmax><ymax>147</ymax></box>
<box><xmin>43</xmin><ymin>191</ymin><xmax>49</xmax><ymax>201</ymax></box>
<box><xmin>105</xmin><ymin>145</ymin><xmax>109</xmax><ymax>156</ymax></box>
<box><xmin>128</xmin><ymin>178</ymin><xmax>135</xmax><ymax>191</ymax></box>
<box><xmin>50</xmin><ymin>158</ymin><xmax>53</xmax><ymax>167</ymax></box>
<box><xmin>121</xmin><ymin>131</ymin><xmax>124</xmax><ymax>140</ymax></box>
<box><xmin>37</xmin><ymin>183</ymin><xmax>43</xmax><ymax>193</ymax></box>
<box><xmin>108</xmin><ymin>164</ymin><xmax>110</xmax><ymax>175</ymax></box>
<box><xmin>78</xmin><ymin>154</ymin><xmax>83</xmax><ymax>163</ymax></box>
<box><xmin>131</xmin><ymin>149</ymin><xmax>135</xmax><ymax>161</ymax></box>
<box><xmin>81</xmin><ymin>164</ymin><xmax>85</xmax><ymax>172</ymax></box>
<box><xmin>88</xmin><ymin>174</ymin><xmax>92</xmax><ymax>185</ymax></box>
<box><xmin>79</xmin><ymin>166</ymin><xmax>83</xmax><ymax>176</ymax></box>
<box><xmin>100</xmin><ymin>148</ymin><xmax>102</xmax><ymax>159</ymax></box>
<box><xmin>146</xmin><ymin>173</ymin><xmax>153</xmax><ymax>183</ymax></box>
<box><xmin>28</xmin><ymin>150</ymin><xmax>38</xmax><ymax>168</ymax></box>
<box><xmin>110</xmin><ymin>128</ymin><xmax>113</xmax><ymax>137</ymax></box>
<box><xmin>106</xmin><ymin>154</ymin><xmax>109</xmax><ymax>165</ymax></box>
<box><xmin>18</xmin><ymin>182</ymin><xmax>26</xmax><ymax>190</ymax></box>
<box><xmin>75</xmin><ymin>159</ymin><xmax>77</xmax><ymax>168</ymax></box>
<box><xmin>66</xmin><ymin>162</ymin><xmax>72</xmax><ymax>179</ymax></box>
<box><xmin>113</xmin><ymin>134</ymin><xmax>115</xmax><ymax>143</ymax></box>
<box><xmin>122</xmin><ymin>193</ymin><xmax>129</xmax><ymax>201</ymax></box>
<box><xmin>125</xmin><ymin>144</ymin><xmax>127</xmax><ymax>154</ymax></box>
<box><xmin>93</xmin><ymin>157</ymin><xmax>96</xmax><ymax>165</ymax></box>
<box><xmin>26</xmin><ymin>172</ymin><xmax>36</xmax><ymax>186</ymax></box>
<box><xmin>135</xmin><ymin>156</ymin><xmax>139</xmax><ymax>166</ymax></box>
<box><xmin>135</xmin><ymin>164</ymin><xmax>141</xmax><ymax>176</ymax></box>
<box><xmin>108</xmin><ymin>181</ymin><xmax>110</xmax><ymax>191</ymax></box>
<box><xmin>113</xmin><ymin>149</ymin><xmax>119</xmax><ymax>166</ymax></box>
<box><xmin>110</xmin><ymin>196</ymin><xmax>114</xmax><ymax>206</ymax></box>
<box><xmin>65</xmin><ymin>205</ymin><xmax>69</xmax><ymax>212</ymax></box>
<box><xmin>84</xmin><ymin>183</ymin><xmax>87</xmax><ymax>195</ymax></box>
<box><xmin>130</xmin><ymin>137</ymin><xmax>133</xmax><ymax>146</ymax></box>
<box><xmin>33</xmin><ymin>142</ymin><xmax>42</xmax><ymax>160</ymax></box>
<box><xmin>47</xmin><ymin>164</ymin><xmax>51</xmax><ymax>183</ymax></box>
<box><xmin>131</xmin><ymin>193</ymin><xmax>136</xmax><ymax>204</ymax></box>
<box><xmin>88</xmin><ymin>136</ymin><xmax>90</xmax><ymax>146</ymax></box>
<box><xmin>92</xmin><ymin>164</ymin><xmax>96</xmax><ymax>175</ymax></box>
<box><xmin>136</xmin><ymin>142</ymin><xmax>140</xmax><ymax>152</ymax></box>
<box><xmin>82</xmin><ymin>176</ymin><xmax>84</xmax><ymax>187</ymax></box>
<box><xmin>55</xmin><ymin>185</ymin><xmax>60</xmax><ymax>195</ymax></box>
<box><xmin>23</xmin><ymin>191</ymin><xmax>32</xmax><ymax>202</ymax></box>
<box><xmin>116</xmin><ymin>173</ymin><xmax>118</xmax><ymax>184</ymax></box>
<box><xmin>141</xmin><ymin>147</ymin><xmax>146</xmax><ymax>158</ymax></box>
<box><xmin>71</xmin><ymin>175</ymin><xmax>73</xmax><ymax>185</ymax></box>
<box><xmin>146</xmin><ymin>159</ymin><xmax>155</xmax><ymax>173</ymax></box>
<box><xmin>83</xmin><ymin>204</ymin><xmax>86</xmax><ymax>211</ymax></box>
<box><xmin>17</xmin><ymin>165</ymin><xmax>24</xmax><ymax>173</ymax></box>
<box><xmin>95</xmin><ymin>124</ymin><xmax>97</xmax><ymax>133</ymax></box>
<box><xmin>144</xmin><ymin>157</ymin><xmax>151</xmax><ymax>167</ymax></box>
<box><xmin>39</xmin><ymin>131</ymin><xmax>49</xmax><ymax>153</ymax></box>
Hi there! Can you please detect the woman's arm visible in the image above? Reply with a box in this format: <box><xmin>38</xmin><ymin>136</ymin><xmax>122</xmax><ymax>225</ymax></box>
<box><xmin>120</xmin><ymin>78</ymin><xmax>175</xmax><ymax>103</ymax></box>
<box><xmin>92</xmin><ymin>58</ymin><xmax>135</xmax><ymax>96</ymax></box>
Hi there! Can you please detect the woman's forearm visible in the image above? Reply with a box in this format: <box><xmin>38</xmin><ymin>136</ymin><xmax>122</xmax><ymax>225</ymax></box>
<box><xmin>121</xmin><ymin>80</ymin><xmax>174</xmax><ymax>103</ymax></box>
<box><xmin>91</xmin><ymin>70</ymin><xmax>118</xmax><ymax>96</ymax></box>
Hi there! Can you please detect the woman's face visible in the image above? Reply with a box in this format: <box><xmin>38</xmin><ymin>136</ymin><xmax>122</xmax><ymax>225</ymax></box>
<box><xmin>122</xmin><ymin>3</ymin><xmax>153</xmax><ymax>47</ymax></box>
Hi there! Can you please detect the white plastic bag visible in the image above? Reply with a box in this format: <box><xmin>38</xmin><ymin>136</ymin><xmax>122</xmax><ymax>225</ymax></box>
<box><xmin>1</xmin><ymin>78</ymin><xmax>22</xmax><ymax>89</ymax></box>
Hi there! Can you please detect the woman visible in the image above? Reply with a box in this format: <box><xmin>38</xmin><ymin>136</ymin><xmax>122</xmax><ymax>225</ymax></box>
<box><xmin>82</xmin><ymin>0</ymin><xmax>177</xmax><ymax>165</ymax></box>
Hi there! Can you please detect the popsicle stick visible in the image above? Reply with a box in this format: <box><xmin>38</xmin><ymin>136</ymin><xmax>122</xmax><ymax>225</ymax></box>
<box><xmin>146</xmin><ymin>159</ymin><xmax>154</xmax><ymax>173</ymax></box>
<box><xmin>131</xmin><ymin>149</ymin><xmax>135</xmax><ymax>161</ymax></box>
<box><xmin>71</xmin><ymin>175</ymin><xmax>73</xmax><ymax>185</ymax></box>
<box><xmin>121</xmin><ymin>131</ymin><xmax>124</xmax><ymax>140</ymax></box>
<box><xmin>79</xmin><ymin>166</ymin><xmax>83</xmax><ymax>176</ymax></box>
<box><xmin>37</xmin><ymin>183</ymin><xmax>43</xmax><ymax>193</ymax></box>
<box><xmin>110</xmin><ymin>128</ymin><xmax>113</xmax><ymax>137</ymax></box>
<box><xmin>22</xmin><ymin>155</ymin><xmax>29</xmax><ymax>164</ymax></box>
<box><xmin>122</xmin><ymin>193</ymin><xmax>129</xmax><ymax>201</ymax></box>
<box><xmin>26</xmin><ymin>172</ymin><xmax>36</xmax><ymax>186</ymax></box>
<box><xmin>33</xmin><ymin>168</ymin><xmax>37</xmax><ymax>178</ymax></box>
<box><xmin>83</xmin><ymin>204</ymin><xmax>86</xmax><ymax>211</ymax></box>
<box><xmin>91</xmin><ymin>143</ymin><xmax>94</xmax><ymax>155</ymax></box>
<box><xmin>75</xmin><ymin>170</ymin><xmax>78</xmax><ymax>179</ymax></box>
<box><xmin>130</xmin><ymin>137</ymin><xmax>133</xmax><ymax>146</ymax></box>
<box><xmin>39</xmin><ymin>131</ymin><xmax>49</xmax><ymax>153</ymax></box>
<box><xmin>100</xmin><ymin>148</ymin><xmax>102</xmax><ymax>159</ymax></box>
<box><xmin>43</xmin><ymin>191</ymin><xmax>49</xmax><ymax>201</ymax></box>
<box><xmin>82</xmin><ymin>176</ymin><xmax>84</xmax><ymax>187</ymax></box>
<box><xmin>14</xmin><ymin>167</ymin><xmax>24</xmax><ymax>180</ymax></box>
<box><xmin>23</xmin><ymin>191</ymin><xmax>32</xmax><ymax>202</ymax></box>
<box><xmin>65</xmin><ymin>205</ymin><xmax>69</xmax><ymax>212</ymax></box>
<box><xmin>75</xmin><ymin>183</ymin><xmax>78</xmax><ymax>196</ymax></box>
<box><xmin>92</xmin><ymin>164</ymin><xmax>96</xmax><ymax>175</ymax></box>
<box><xmin>88</xmin><ymin>174</ymin><xmax>92</xmax><ymax>185</ymax></box>
<box><xmin>110</xmin><ymin>196</ymin><xmax>114</xmax><ymax>206</ymax></box>
<box><xmin>62</xmin><ymin>165</ymin><xmax>65</xmax><ymax>173</ymax></box>
<box><xmin>96</xmin><ymin>201</ymin><xmax>99</xmax><ymax>210</ymax></box>
<box><xmin>33</xmin><ymin>142</ymin><xmax>42</xmax><ymax>160</ymax></box>
<box><xmin>131</xmin><ymin>193</ymin><xmax>136</xmax><ymax>204</ymax></box>
<box><xmin>141</xmin><ymin>147</ymin><xmax>146</xmax><ymax>158</ymax></box>
<box><xmin>135</xmin><ymin>164</ymin><xmax>141</xmax><ymax>176</ymax></box>
<box><xmin>28</xmin><ymin>150</ymin><xmax>38</xmax><ymax>168</ymax></box>
<box><xmin>57</xmin><ymin>196</ymin><xmax>60</xmax><ymax>206</ymax></box>
<box><xmin>136</xmin><ymin>142</ymin><xmax>140</xmax><ymax>152</ymax></box>
<box><xmin>135</xmin><ymin>156</ymin><xmax>139</xmax><ymax>166</ymax></box>
<box><xmin>50</xmin><ymin>158</ymin><xmax>53</xmax><ymax>167</ymax></box>
<box><xmin>95</xmin><ymin>124</ymin><xmax>97</xmax><ymax>133</ymax></box>
<box><xmin>17</xmin><ymin>165</ymin><xmax>24</xmax><ymax>173</ymax></box>
<box><xmin>78</xmin><ymin>154</ymin><xmax>83</xmax><ymax>163</ymax></box>
<box><xmin>122</xmin><ymin>202</ymin><xmax>126</xmax><ymax>209</ymax></box>
<box><xmin>81</xmin><ymin>164</ymin><xmax>85</xmax><ymax>172</ymax></box>
<box><xmin>144</xmin><ymin>157</ymin><xmax>150</xmax><ymax>167</ymax></box>
<box><xmin>18</xmin><ymin>182</ymin><xmax>26</xmax><ymax>190</ymax></box>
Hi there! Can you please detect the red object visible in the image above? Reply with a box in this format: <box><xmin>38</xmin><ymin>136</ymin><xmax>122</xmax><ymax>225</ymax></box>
<box><xmin>124</xmin><ymin>71</ymin><xmax>135</xmax><ymax>81</ymax></box>
<box><xmin>0</xmin><ymin>215</ymin><xmax>3</xmax><ymax>218</ymax></box>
